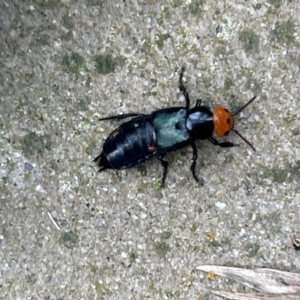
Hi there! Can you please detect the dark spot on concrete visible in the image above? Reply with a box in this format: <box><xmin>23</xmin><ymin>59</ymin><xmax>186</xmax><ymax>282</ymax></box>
<box><xmin>153</xmin><ymin>241</ymin><xmax>170</xmax><ymax>257</ymax></box>
<box><xmin>76</xmin><ymin>97</ymin><xmax>91</xmax><ymax>111</ymax></box>
<box><xmin>59</xmin><ymin>231</ymin><xmax>78</xmax><ymax>249</ymax></box>
<box><xmin>94</xmin><ymin>54</ymin><xmax>116</xmax><ymax>75</ymax></box>
<box><xmin>22</xmin><ymin>132</ymin><xmax>51</xmax><ymax>157</ymax></box>
<box><xmin>189</xmin><ymin>0</ymin><xmax>205</xmax><ymax>15</ymax></box>
<box><xmin>268</xmin><ymin>0</ymin><xmax>281</xmax><ymax>9</ymax></box>
<box><xmin>271</xmin><ymin>21</ymin><xmax>295</xmax><ymax>44</ymax></box>
<box><xmin>161</xmin><ymin>231</ymin><xmax>172</xmax><ymax>240</ymax></box>
<box><xmin>62</xmin><ymin>52</ymin><xmax>85</xmax><ymax>75</ymax></box>
<box><xmin>239</xmin><ymin>29</ymin><xmax>259</xmax><ymax>52</ymax></box>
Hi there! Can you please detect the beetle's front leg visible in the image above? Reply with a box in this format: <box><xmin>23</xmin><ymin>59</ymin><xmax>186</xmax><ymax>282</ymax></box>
<box><xmin>208</xmin><ymin>137</ymin><xmax>239</xmax><ymax>148</ymax></box>
<box><xmin>190</xmin><ymin>141</ymin><xmax>204</xmax><ymax>186</ymax></box>
<box><xmin>195</xmin><ymin>99</ymin><xmax>202</xmax><ymax>107</ymax></box>
<box><xmin>179</xmin><ymin>67</ymin><xmax>190</xmax><ymax>110</ymax></box>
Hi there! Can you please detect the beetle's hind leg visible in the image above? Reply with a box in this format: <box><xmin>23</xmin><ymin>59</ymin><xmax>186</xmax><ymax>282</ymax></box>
<box><xmin>179</xmin><ymin>67</ymin><xmax>190</xmax><ymax>109</ymax></box>
<box><xmin>157</xmin><ymin>155</ymin><xmax>168</xmax><ymax>187</ymax></box>
<box><xmin>190</xmin><ymin>141</ymin><xmax>204</xmax><ymax>186</ymax></box>
<box><xmin>99</xmin><ymin>113</ymin><xmax>145</xmax><ymax>121</ymax></box>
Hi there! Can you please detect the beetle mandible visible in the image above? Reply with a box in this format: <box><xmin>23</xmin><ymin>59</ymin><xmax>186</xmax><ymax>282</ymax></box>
<box><xmin>94</xmin><ymin>67</ymin><xmax>256</xmax><ymax>187</ymax></box>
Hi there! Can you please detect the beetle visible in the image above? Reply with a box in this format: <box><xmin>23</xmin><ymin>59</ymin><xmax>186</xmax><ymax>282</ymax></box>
<box><xmin>94</xmin><ymin>67</ymin><xmax>256</xmax><ymax>187</ymax></box>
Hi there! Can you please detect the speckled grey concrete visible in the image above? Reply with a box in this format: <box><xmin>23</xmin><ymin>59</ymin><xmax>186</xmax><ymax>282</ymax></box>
<box><xmin>1</xmin><ymin>1</ymin><xmax>300</xmax><ymax>299</ymax></box>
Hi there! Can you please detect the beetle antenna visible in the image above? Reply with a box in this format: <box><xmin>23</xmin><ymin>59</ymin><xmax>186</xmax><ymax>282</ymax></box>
<box><xmin>232</xmin><ymin>129</ymin><xmax>256</xmax><ymax>151</ymax></box>
<box><xmin>232</xmin><ymin>96</ymin><xmax>256</xmax><ymax>151</ymax></box>
<box><xmin>233</xmin><ymin>96</ymin><xmax>257</xmax><ymax>116</ymax></box>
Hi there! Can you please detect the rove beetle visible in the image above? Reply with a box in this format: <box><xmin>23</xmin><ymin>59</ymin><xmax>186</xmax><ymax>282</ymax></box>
<box><xmin>94</xmin><ymin>67</ymin><xmax>256</xmax><ymax>187</ymax></box>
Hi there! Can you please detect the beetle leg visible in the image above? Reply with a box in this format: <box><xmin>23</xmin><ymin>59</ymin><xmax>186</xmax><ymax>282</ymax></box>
<box><xmin>195</xmin><ymin>99</ymin><xmax>202</xmax><ymax>107</ymax></box>
<box><xmin>157</xmin><ymin>155</ymin><xmax>168</xmax><ymax>187</ymax></box>
<box><xmin>190</xmin><ymin>141</ymin><xmax>204</xmax><ymax>186</ymax></box>
<box><xmin>93</xmin><ymin>154</ymin><xmax>101</xmax><ymax>162</ymax></box>
<box><xmin>208</xmin><ymin>137</ymin><xmax>239</xmax><ymax>148</ymax></box>
<box><xmin>179</xmin><ymin>67</ymin><xmax>190</xmax><ymax>109</ymax></box>
<box><xmin>99</xmin><ymin>113</ymin><xmax>145</xmax><ymax>121</ymax></box>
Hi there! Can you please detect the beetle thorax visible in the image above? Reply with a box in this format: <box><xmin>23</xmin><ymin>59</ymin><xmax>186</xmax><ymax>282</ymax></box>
<box><xmin>185</xmin><ymin>107</ymin><xmax>214</xmax><ymax>139</ymax></box>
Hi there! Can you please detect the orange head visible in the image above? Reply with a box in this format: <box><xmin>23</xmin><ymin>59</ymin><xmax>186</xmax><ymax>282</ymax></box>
<box><xmin>213</xmin><ymin>107</ymin><xmax>234</xmax><ymax>137</ymax></box>
<box><xmin>212</xmin><ymin>96</ymin><xmax>257</xmax><ymax>151</ymax></box>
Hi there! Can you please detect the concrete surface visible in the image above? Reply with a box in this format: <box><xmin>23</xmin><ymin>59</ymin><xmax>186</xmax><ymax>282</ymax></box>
<box><xmin>0</xmin><ymin>0</ymin><xmax>300</xmax><ymax>299</ymax></box>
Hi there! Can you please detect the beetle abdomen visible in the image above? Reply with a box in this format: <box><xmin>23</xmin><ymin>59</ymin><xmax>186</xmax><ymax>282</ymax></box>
<box><xmin>96</xmin><ymin>116</ymin><xmax>157</xmax><ymax>170</ymax></box>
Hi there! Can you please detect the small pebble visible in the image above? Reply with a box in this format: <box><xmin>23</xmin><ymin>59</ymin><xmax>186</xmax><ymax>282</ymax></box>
<box><xmin>215</xmin><ymin>201</ymin><xmax>226</xmax><ymax>209</ymax></box>
<box><xmin>25</xmin><ymin>162</ymin><xmax>34</xmax><ymax>171</ymax></box>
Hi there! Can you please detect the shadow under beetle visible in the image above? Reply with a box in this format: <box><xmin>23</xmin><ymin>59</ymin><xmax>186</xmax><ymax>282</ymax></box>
<box><xmin>94</xmin><ymin>67</ymin><xmax>256</xmax><ymax>187</ymax></box>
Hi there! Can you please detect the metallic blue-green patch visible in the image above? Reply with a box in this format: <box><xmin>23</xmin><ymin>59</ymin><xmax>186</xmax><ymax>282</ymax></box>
<box><xmin>153</xmin><ymin>109</ymin><xmax>189</xmax><ymax>149</ymax></box>
<box><xmin>153</xmin><ymin>109</ymin><xmax>186</xmax><ymax>128</ymax></box>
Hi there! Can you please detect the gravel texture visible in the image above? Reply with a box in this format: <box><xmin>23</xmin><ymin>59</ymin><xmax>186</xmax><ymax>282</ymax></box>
<box><xmin>0</xmin><ymin>0</ymin><xmax>300</xmax><ymax>299</ymax></box>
